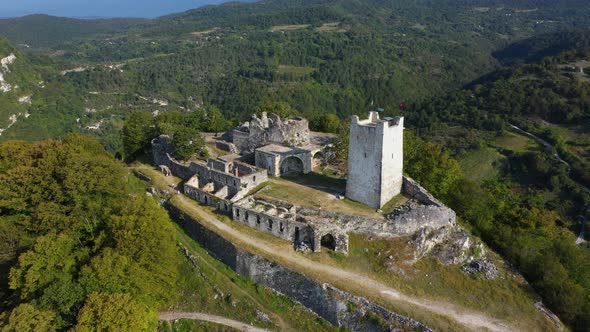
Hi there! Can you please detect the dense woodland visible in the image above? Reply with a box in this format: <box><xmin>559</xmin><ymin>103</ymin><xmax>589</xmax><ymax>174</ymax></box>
<box><xmin>0</xmin><ymin>135</ymin><xmax>180</xmax><ymax>330</ymax></box>
<box><xmin>1</xmin><ymin>0</ymin><xmax>590</xmax><ymax>330</ymax></box>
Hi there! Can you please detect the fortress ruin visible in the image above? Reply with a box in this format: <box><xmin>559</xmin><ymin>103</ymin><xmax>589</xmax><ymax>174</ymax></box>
<box><xmin>152</xmin><ymin>110</ymin><xmax>455</xmax><ymax>255</ymax></box>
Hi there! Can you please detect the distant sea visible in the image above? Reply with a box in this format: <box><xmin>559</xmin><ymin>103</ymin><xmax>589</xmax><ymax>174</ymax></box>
<box><xmin>1</xmin><ymin>0</ymin><xmax>258</xmax><ymax>19</ymax></box>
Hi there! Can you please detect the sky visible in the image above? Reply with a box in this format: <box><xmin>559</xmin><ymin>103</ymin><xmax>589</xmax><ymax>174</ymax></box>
<box><xmin>0</xmin><ymin>0</ymin><xmax>234</xmax><ymax>18</ymax></box>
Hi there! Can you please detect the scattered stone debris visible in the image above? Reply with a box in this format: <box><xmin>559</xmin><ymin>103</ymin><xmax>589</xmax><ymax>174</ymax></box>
<box><xmin>0</xmin><ymin>54</ymin><xmax>17</xmax><ymax>93</ymax></box>
<box><xmin>461</xmin><ymin>259</ymin><xmax>498</xmax><ymax>279</ymax></box>
<box><xmin>133</xmin><ymin>171</ymin><xmax>152</xmax><ymax>183</ymax></box>
<box><xmin>177</xmin><ymin>242</ymin><xmax>200</xmax><ymax>270</ymax></box>
<box><xmin>213</xmin><ymin>285</ymin><xmax>224</xmax><ymax>299</ymax></box>
<box><xmin>431</xmin><ymin>228</ymin><xmax>473</xmax><ymax>265</ymax></box>
<box><xmin>535</xmin><ymin>301</ymin><xmax>565</xmax><ymax>332</ymax></box>
<box><xmin>256</xmin><ymin>310</ymin><xmax>272</xmax><ymax>323</ymax></box>
<box><xmin>0</xmin><ymin>114</ymin><xmax>20</xmax><ymax>136</ymax></box>
<box><xmin>294</xmin><ymin>242</ymin><xmax>312</xmax><ymax>252</ymax></box>
<box><xmin>18</xmin><ymin>95</ymin><xmax>31</xmax><ymax>104</ymax></box>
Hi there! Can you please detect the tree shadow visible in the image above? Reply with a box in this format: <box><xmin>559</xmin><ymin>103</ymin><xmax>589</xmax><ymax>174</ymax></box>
<box><xmin>282</xmin><ymin>171</ymin><xmax>347</xmax><ymax>195</ymax></box>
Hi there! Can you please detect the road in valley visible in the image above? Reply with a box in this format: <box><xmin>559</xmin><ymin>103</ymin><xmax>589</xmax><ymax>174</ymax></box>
<box><xmin>509</xmin><ymin>124</ymin><xmax>590</xmax><ymax>244</ymax></box>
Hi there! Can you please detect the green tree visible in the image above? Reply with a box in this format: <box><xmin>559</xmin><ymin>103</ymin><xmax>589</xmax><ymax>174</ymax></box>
<box><xmin>172</xmin><ymin>127</ymin><xmax>209</xmax><ymax>161</ymax></box>
<box><xmin>9</xmin><ymin>233</ymin><xmax>88</xmax><ymax>301</ymax></box>
<box><xmin>317</xmin><ymin>114</ymin><xmax>340</xmax><ymax>133</ymax></box>
<box><xmin>122</xmin><ymin>112</ymin><xmax>155</xmax><ymax>159</ymax></box>
<box><xmin>72</xmin><ymin>293</ymin><xmax>156</xmax><ymax>332</ymax></box>
<box><xmin>256</xmin><ymin>101</ymin><xmax>299</xmax><ymax>119</ymax></box>
<box><xmin>204</xmin><ymin>106</ymin><xmax>230</xmax><ymax>132</ymax></box>
<box><xmin>1</xmin><ymin>303</ymin><xmax>57</xmax><ymax>332</ymax></box>
<box><xmin>404</xmin><ymin>132</ymin><xmax>462</xmax><ymax>197</ymax></box>
<box><xmin>333</xmin><ymin>121</ymin><xmax>350</xmax><ymax>162</ymax></box>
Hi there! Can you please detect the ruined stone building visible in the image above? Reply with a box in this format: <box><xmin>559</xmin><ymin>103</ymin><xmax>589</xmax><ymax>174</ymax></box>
<box><xmin>232</xmin><ymin>196</ymin><xmax>349</xmax><ymax>253</ymax></box>
<box><xmin>152</xmin><ymin>112</ymin><xmax>457</xmax><ymax>256</ymax></box>
<box><xmin>152</xmin><ymin>135</ymin><xmax>268</xmax><ymax>212</ymax></box>
<box><xmin>346</xmin><ymin>111</ymin><xmax>404</xmax><ymax>209</ymax></box>
<box><xmin>231</xmin><ymin>112</ymin><xmax>311</xmax><ymax>153</ymax></box>
<box><xmin>183</xmin><ymin>155</ymin><xmax>268</xmax><ymax>211</ymax></box>
<box><xmin>254</xmin><ymin>144</ymin><xmax>324</xmax><ymax>177</ymax></box>
<box><xmin>218</xmin><ymin>112</ymin><xmax>324</xmax><ymax>177</ymax></box>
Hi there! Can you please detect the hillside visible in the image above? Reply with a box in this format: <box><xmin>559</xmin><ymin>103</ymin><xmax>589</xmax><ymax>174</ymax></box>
<box><xmin>391</xmin><ymin>48</ymin><xmax>590</xmax><ymax>330</ymax></box>
<box><xmin>0</xmin><ymin>15</ymin><xmax>147</xmax><ymax>48</ymax></box>
<box><xmin>1</xmin><ymin>0</ymin><xmax>590</xmax><ymax>152</ymax></box>
<box><xmin>0</xmin><ymin>135</ymin><xmax>338</xmax><ymax>331</ymax></box>
<box><xmin>493</xmin><ymin>30</ymin><xmax>590</xmax><ymax>65</ymax></box>
<box><xmin>0</xmin><ymin>38</ymin><xmax>39</xmax><ymax>134</ymax></box>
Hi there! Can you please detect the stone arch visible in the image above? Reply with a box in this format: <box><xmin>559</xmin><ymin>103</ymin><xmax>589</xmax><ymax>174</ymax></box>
<box><xmin>320</xmin><ymin>234</ymin><xmax>336</xmax><ymax>251</ymax></box>
<box><xmin>312</xmin><ymin>151</ymin><xmax>324</xmax><ymax>170</ymax></box>
<box><xmin>280</xmin><ymin>156</ymin><xmax>304</xmax><ymax>177</ymax></box>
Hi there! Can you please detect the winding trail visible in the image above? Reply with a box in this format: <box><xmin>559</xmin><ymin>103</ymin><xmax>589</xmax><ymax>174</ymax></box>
<box><xmin>172</xmin><ymin>194</ymin><xmax>515</xmax><ymax>332</ymax></box>
<box><xmin>576</xmin><ymin>203</ymin><xmax>590</xmax><ymax>245</ymax></box>
<box><xmin>159</xmin><ymin>312</ymin><xmax>268</xmax><ymax>332</ymax></box>
<box><xmin>509</xmin><ymin>125</ymin><xmax>570</xmax><ymax>168</ymax></box>
<box><xmin>509</xmin><ymin>124</ymin><xmax>590</xmax><ymax>244</ymax></box>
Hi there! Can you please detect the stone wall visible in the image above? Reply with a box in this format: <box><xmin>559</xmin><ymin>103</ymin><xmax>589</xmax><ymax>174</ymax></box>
<box><xmin>152</xmin><ymin>135</ymin><xmax>267</xmax><ymax>202</ymax></box>
<box><xmin>402</xmin><ymin>176</ymin><xmax>444</xmax><ymax>207</ymax></box>
<box><xmin>151</xmin><ymin>136</ymin><xmax>195</xmax><ymax>181</ymax></box>
<box><xmin>166</xmin><ymin>203</ymin><xmax>432</xmax><ymax>331</ymax></box>
<box><xmin>298</xmin><ymin>184</ymin><xmax>455</xmax><ymax>239</ymax></box>
<box><xmin>183</xmin><ymin>182</ymin><xmax>232</xmax><ymax>213</ymax></box>
<box><xmin>232</xmin><ymin>201</ymin><xmax>313</xmax><ymax>244</ymax></box>
<box><xmin>215</xmin><ymin>140</ymin><xmax>239</xmax><ymax>154</ymax></box>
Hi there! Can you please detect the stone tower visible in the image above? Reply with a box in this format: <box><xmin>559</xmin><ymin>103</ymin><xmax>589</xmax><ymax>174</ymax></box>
<box><xmin>345</xmin><ymin>111</ymin><xmax>404</xmax><ymax>209</ymax></box>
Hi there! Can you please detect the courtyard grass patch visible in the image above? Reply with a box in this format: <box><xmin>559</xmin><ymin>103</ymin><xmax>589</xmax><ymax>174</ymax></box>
<box><xmin>261</xmin><ymin>177</ymin><xmax>380</xmax><ymax>218</ymax></box>
<box><xmin>380</xmin><ymin>194</ymin><xmax>410</xmax><ymax>214</ymax></box>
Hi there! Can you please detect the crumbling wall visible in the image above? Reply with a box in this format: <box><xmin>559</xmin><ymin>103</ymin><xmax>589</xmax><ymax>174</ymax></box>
<box><xmin>215</xmin><ymin>141</ymin><xmax>239</xmax><ymax>154</ymax></box>
<box><xmin>151</xmin><ymin>136</ymin><xmax>195</xmax><ymax>181</ymax></box>
<box><xmin>297</xmin><ymin>198</ymin><xmax>455</xmax><ymax>239</ymax></box>
<box><xmin>231</xmin><ymin>113</ymin><xmax>311</xmax><ymax>153</ymax></box>
<box><xmin>167</xmin><ymin>203</ymin><xmax>432</xmax><ymax>331</ymax></box>
<box><xmin>232</xmin><ymin>203</ymin><xmax>312</xmax><ymax>244</ymax></box>
<box><xmin>152</xmin><ymin>135</ymin><xmax>267</xmax><ymax>202</ymax></box>
<box><xmin>402</xmin><ymin>176</ymin><xmax>444</xmax><ymax>207</ymax></box>
<box><xmin>184</xmin><ymin>183</ymin><xmax>232</xmax><ymax>213</ymax></box>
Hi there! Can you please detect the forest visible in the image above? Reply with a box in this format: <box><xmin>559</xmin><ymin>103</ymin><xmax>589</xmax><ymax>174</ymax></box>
<box><xmin>0</xmin><ymin>135</ymin><xmax>180</xmax><ymax>330</ymax></box>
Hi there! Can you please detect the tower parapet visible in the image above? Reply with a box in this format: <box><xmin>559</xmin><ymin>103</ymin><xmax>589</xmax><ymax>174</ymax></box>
<box><xmin>346</xmin><ymin>111</ymin><xmax>404</xmax><ymax>209</ymax></box>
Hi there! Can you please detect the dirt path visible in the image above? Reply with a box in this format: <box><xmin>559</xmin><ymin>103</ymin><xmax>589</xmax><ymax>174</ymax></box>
<box><xmin>159</xmin><ymin>311</ymin><xmax>269</xmax><ymax>331</ymax></box>
<box><xmin>576</xmin><ymin>203</ymin><xmax>590</xmax><ymax>245</ymax></box>
<box><xmin>178</xmin><ymin>241</ymin><xmax>288</xmax><ymax>330</ymax></box>
<box><xmin>174</xmin><ymin>194</ymin><xmax>515</xmax><ymax>332</ymax></box>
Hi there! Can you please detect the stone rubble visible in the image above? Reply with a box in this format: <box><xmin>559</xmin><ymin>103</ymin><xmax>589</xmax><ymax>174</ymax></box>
<box><xmin>461</xmin><ymin>259</ymin><xmax>499</xmax><ymax>279</ymax></box>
